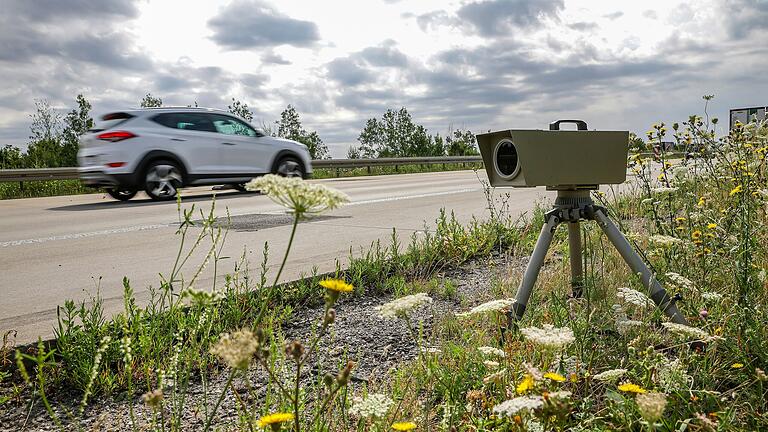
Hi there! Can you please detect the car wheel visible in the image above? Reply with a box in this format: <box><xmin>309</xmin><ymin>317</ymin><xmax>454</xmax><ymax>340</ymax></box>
<box><xmin>144</xmin><ymin>160</ymin><xmax>183</xmax><ymax>201</ymax></box>
<box><xmin>274</xmin><ymin>156</ymin><xmax>304</xmax><ymax>178</ymax></box>
<box><xmin>106</xmin><ymin>187</ymin><xmax>137</xmax><ymax>201</ymax></box>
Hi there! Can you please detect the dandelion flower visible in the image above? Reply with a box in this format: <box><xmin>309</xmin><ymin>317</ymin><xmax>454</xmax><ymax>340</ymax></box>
<box><xmin>729</xmin><ymin>184</ymin><xmax>743</xmax><ymax>196</ymax></box>
<box><xmin>543</xmin><ymin>372</ymin><xmax>566</xmax><ymax>382</ymax></box>
<box><xmin>257</xmin><ymin>412</ymin><xmax>294</xmax><ymax>428</ymax></box>
<box><xmin>516</xmin><ymin>374</ymin><xmax>535</xmax><ymax>394</ymax></box>
<box><xmin>636</xmin><ymin>392</ymin><xmax>667</xmax><ymax>422</ymax></box>
<box><xmin>319</xmin><ymin>279</ymin><xmax>353</xmax><ymax>292</ymax></box>
<box><xmin>456</xmin><ymin>299</ymin><xmax>515</xmax><ymax>317</ymax></box>
<box><xmin>478</xmin><ymin>346</ymin><xmax>506</xmax><ymax>358</ymax></box>
<box><xmin>492</xmin><ymin>396</ymin><xmax>544</xmax><ymax>417</ymax></box>
<box><xmin>593</xmin><ymin>369</ymin><xmax>628</xmax><ymax>382</ymax></box>
<box><xmin>706</xmin><ymin>223</ymin><xmax>717</xmax><ymax>229</ymax></box>
<box><xmin>246</xmin><ymin>174</ymin><xmax>349</xmax><ymax>218</ymax></box>
<box><xmin>349</xmin><ymin>393</ymin><xmax>393</xmax><ymax>419</ymax></box>
<box><xmin>520</xmin><ymin>324</ymin><xmax>575</xmax><ymax>349</ymax></box>
<box><xmin>691</xmin><ymin>230</ymin><xmax>702</xmax><ymax>240</ymax></box>
<box><xmin>731</xmin><ymin>363</ymin><xmax>744</xmax><ymax>369</ymax></box>
<box><xmin>618</xmin><ymin>382</ymin><xmax>647</xmax><ymax>394</ymax></box>
<box><xmin>661</xmin><ymin>322</ymin><xmax>708</xmax><ymax>340</ymax></box>
<box><xmin>210</xmin><ymin>328</ymin><xmax>259</xmax><ymax>370</ymax></box>
<box><xmin>391</xmin><ymin>422</ymin><xmax>417</xmax><ymax>431</ymax></box>
<box><xmin>376</xmin><ymin>293</ymin><xmax>432</xmax><ymax>319</ymax></box>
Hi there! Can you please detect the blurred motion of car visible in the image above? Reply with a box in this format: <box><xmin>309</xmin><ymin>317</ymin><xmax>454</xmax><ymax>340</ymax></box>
<box><xmin>77</xmin><ymin>107</ymin><xmax>313</xmax><ymax>201</ymax></box>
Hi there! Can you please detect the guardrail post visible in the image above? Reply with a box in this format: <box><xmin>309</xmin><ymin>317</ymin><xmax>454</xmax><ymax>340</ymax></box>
<box><xmin>395</xmin><ymin>165</ymin><xmax>399</xmax><ymax>172</ymax></box>
<box><xmin>19</xmin><ymin>181</ymin><xmax>24</xmax><ymax>192</ymax></box>
<box><xmin>335</xmin><ymin>168</ymin><xmax>340</xmax><ymax>177</ymax></box>
<box><xmin>367</xmin><ymin>166</ymin><xmax>371</xmax><ymax>174</ymax></box>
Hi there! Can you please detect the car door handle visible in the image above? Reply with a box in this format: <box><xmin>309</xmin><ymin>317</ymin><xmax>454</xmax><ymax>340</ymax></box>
<box><xmin>221</xmin><ymin>142</ymin><xmax>237</xmax><ymax>146</ymax></box>
<box><xmin>170</xmin><ymin>137</ymin><xmax>186</xmax><ymax>142</ymax></box>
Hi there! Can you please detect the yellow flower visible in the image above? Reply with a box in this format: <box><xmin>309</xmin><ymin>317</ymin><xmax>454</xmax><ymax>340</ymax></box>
<box><xmin>697</xmin><ymin>197</ymin><xmax>706</xmax><ymax>207</ymax></box>
<box><xmin>257</xmin><ymin>412</ymin><xmax>294</xmax><ymax>427</ymax></box>
<box><xmin>392</xmin><ymin>422</ymin><xmax>417</xmax><ymax>431</ymax></box>
<box><xmin>730</xmin><ymin>185</ymin><xmax>743</xmax><ymax>196</ymax></box>
<box><xmin>691</xmin><ymin>230</ymin><xmax>702</xmax><ymax>240</ymax></box>
<box><xmin>516</xmin><ymin>374</ymin><xmax>535</xmax><ymax>394</ymax></box>
<box><xmin>618</xmin><ymin>382</ymin><xmax>647</xmax><ymax>394</ymax></box>
<box><xmin>707</xmin><ymin>223</ymin><xmax>717</xmax><ymax>229</ymax></box>
<box><xmin>675</xmin><ymin>217</ymin><xmax>686</xmax><ymax>223</ymax></box>
<box><xmin>731</xmin><ymin>363</ymin><xmax>744</xmax><ymax>369</ymax></box>
<box><xmin>543</xmin><ymin>372</ymin><xmax>566</xmax><ymax>382</ymax></box>
<box><xmin>319</xmin><ymin>279</ymin><xmax>354</xmax><ymax>293</ymax></box>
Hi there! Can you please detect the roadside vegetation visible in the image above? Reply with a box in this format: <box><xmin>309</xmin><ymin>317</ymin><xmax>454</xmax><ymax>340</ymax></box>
<box><xmin>2</xmin><ymin>103</ymin><xmax>767</xmax><ymax>430</ymax></box>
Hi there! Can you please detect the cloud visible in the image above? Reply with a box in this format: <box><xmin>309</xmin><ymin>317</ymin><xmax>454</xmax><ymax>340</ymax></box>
<box><xmin>721</xmin><ymin>0</ymin><xmax>768</xmax><ymax>39</ymax></box>
<box><xmin>4</xmin><ymin>0</ymin><xmax>138</xmax><ymax>22</ymax></box>
<box><xmin>568</xmin><ymin>21</ymin><xmax>598</xmax><ymax>32</ymax></box>
<box><xmin>261</xmin><ymin>51</ymin><xmax>292</xmax><ymax>65</ymax></box>
<box><xmin>457</xmin><ymin>0</ymin><xmax>564</xmax><ymax>36</ymax></box>
<box><xmin>208</xmin><ymin>0</ymin><xmax>320</xmax><ymax>50</ymax></box>
<box><xmin>603</xmin><ymin>11</ymin><xmax>623</xmax><ymax>20</ymax></box>
<box><xmin>326</xmin><ymin>41</ymin><xmax>409</xmax><ymax>86</ymax></box>
<box><xmin>642</xmin><ymin>10</ymin><xmax>659</xmax><ymax>20</ymax></box>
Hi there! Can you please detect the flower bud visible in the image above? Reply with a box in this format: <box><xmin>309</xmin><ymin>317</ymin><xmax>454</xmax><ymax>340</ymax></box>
<box><xmin>699</xmin><ymin>309</ymin><xmax>708</xmax><ymax>319</ymax></box>
<box><xmin>323</xmin><ymin>373</ymin><xmax>335</xmax><ymax>388</ymax></box>
<box><xmin>324</xmin><ymin>308</ymin><xmax>336</xmax><ymax>325</ymax></box>
<box><xmin>284</xmin><ymin>340</ymin><xmax>304</xmax><ymax>362</ymax></box>
<box><xmin>337</xmin><ymin>361</ymin><xmax>356</xmax><ymax>386</ymax></box>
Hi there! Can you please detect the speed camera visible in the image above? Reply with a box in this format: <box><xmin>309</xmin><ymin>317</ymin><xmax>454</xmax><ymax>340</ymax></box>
<box><xmin>477</xmin><ymin>120</ymin><xmax>629</xmax><ymax>189</ymax></box>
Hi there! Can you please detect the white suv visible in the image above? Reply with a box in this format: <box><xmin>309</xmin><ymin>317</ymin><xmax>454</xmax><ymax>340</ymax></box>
<box><xmin>77</xmin><ymin>107</ymin><xmax>313</xmax><ymax>201</ymax></box>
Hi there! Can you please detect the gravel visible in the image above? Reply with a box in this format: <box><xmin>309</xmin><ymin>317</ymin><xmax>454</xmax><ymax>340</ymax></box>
<box><xmin>0</xmin><ymin>254</ymin><xmax>525</xmax><ymax>431</ymax></box>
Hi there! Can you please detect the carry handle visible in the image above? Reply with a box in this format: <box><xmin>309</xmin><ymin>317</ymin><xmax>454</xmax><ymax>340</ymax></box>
<box><xmin>549</xmin><ymin>119</ymin><xmax>588</xmax><ymax>131</ymax></box>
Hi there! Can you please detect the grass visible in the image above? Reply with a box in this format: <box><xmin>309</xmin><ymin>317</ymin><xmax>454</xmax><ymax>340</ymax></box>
<box><xmin>2</xmin><ymin>114</ymin><xmax>767</xmax><ymax>431</ymax></box>
<box><xmin>0</xmin><ymin>162</ymin><xmax>483</xmax><ymax>200</ymax></box>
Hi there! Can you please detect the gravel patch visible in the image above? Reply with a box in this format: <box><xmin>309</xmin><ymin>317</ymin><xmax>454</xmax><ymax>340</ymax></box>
<box><xmin>0</xmin><ymin>254</ymin><xmax>525</xmax><ymax>431</ymax></box>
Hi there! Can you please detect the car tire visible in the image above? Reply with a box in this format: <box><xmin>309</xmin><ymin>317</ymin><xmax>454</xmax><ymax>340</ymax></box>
<box><xmin>273</xmin><ymin>156</ymin><xmax>305</xmax><ymax>178</ymax></box>
<box><xmin>144</xmin><ymin>160</ymin><xmax>183</xmax><ymax>201</ymax></box>
<box><xmin>106</xmin><ymin>187</ymin><xmax>138</xmax><ymax>201</ymax></box>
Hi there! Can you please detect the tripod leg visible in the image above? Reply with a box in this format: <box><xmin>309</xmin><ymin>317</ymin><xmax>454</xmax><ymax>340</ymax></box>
<box><xmin>510</xmin><ymin>213</ymin><xmax>559</xmax><ymax>322</ymax></box>
<box><xmin>568</xmin><ymin>222</ymin><xmax>584</xmax><ymax>298</ymax></box>
<box><xmin>593</xmin><ymin>208</ymin><xmax>690</xmax><ymax>325</ymax></box>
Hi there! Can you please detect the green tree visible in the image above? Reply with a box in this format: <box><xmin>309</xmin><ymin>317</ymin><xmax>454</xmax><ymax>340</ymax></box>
<box><xmin>25</xmin><ymin>99</ymin><xmax>64</xmax><ymax>167</ymax></box>
<box><xmin>228</xmin><ymin>98</ymin><xmax>253</xmax><ymax>122</ymax></box>
<box><xmin>0</xmin><ymin>145</ymin><xmax>24</xmax><ymax>169</ymax></box>
<box><xmin>60</xmin><ymin>94</ymin><xmax>94</xmax><ymax>166</ymax></box>
<box><xmin>275</xmin><ymin>105</ymin><xmax>329</xmax><ymax>159</ymax></box>
<box><xmin>446</xmin><ymin>128</ymin><xmax>478</xmax><ymax>156</ymax></box>
<box><xmin>140</xmin><ymin>93</ymin><xmax>162</xmax><ymax>108</ymax></box>
<box><xmin>628</xmin><ymin>132</ymin><xmax>646</xmax><ymax>152</ymax></box>
<box><xmin>357</xmin><ymin>107</ymin><xmax>445</xmax><ymax>158</ymax></box>
<box><xmin>346</xmin><ymin>145</ymin><xmax>362</xmax><ymax>159</ymax></box>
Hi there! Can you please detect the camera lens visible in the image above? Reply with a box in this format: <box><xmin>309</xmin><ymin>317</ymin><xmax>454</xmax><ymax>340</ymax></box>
<box><xmin>494</xmin><ymin>139</ymin><xmax>520</xmax><ymax>178</ymax></box>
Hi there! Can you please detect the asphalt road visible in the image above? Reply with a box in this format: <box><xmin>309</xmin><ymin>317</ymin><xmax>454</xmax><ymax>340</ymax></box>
<box><xmin>0</xmin><ymin>170</ymin><xmax>561</xmax><ymax>344</ymax></box>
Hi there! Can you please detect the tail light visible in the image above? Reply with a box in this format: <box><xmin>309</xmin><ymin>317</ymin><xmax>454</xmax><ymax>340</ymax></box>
<box><xmin>97</xmin><ymin>131</ymin><xmax>137</xmax><ymax>142</ymax></box>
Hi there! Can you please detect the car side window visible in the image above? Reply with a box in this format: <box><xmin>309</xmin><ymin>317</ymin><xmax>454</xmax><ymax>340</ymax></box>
<box><xmin>210</xmin><ymin>114</ymin><xmax>257</xmax><ymax>137</ymax></box>
<box><xmin>152</xmin><ymin>113</ymin><xmax>216</xmax><ymax>132</ymax></box>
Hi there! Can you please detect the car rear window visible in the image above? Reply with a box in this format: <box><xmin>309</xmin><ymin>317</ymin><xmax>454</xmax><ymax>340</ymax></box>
<box><xmin>151</xmin><ymin>113</ymin><xmax>216</xmax><ymax>132</ymax></box>
<box><xmin>91</xmin><ymin>112</ymin><xmax>134</xmax><ymax>132</ymax></box>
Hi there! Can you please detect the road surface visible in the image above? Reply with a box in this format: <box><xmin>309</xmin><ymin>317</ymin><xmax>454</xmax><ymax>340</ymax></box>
<box><xmin>0</xmin><ymin>170</ymin><xmax>559</xmax><ymax>344</ymax></box>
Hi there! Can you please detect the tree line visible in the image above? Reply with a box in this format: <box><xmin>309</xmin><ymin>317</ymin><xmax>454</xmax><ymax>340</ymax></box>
<box><xmin>0</xmin><ymin>94</ymin><xmax>478</xmax><ymax>169</ymax></box>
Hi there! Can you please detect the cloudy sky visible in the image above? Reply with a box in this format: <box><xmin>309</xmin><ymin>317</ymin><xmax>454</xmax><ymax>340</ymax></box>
<box><xmin>0</xmin><ymin>0</ymin><xmax>766</xmax><ymax>157</ymax></box>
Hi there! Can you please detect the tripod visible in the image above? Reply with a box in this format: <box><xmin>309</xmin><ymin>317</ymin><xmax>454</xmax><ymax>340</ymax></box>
<box><xmin>508</xmin><ymin>189</ymin><xmax>691</xmax><ymax>327</ymax></box>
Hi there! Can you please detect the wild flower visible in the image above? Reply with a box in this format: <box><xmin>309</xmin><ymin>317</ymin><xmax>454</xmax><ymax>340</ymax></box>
<box><xmin>320</xmin><ymin>278</ymin><xmax>353</xmax><ymax>292</ymax></box>
<box><xmin>209</xmin><ymin>328</ymin><xmax>259</xmax><ymax>370</ymax></box>
<box><xmin>516</xmin><ymin>374</ymin><xmax>535</xmax><ymax>394</ymax></box>
<box><xmin>483</xmin><ymin>368</ymin><xmax>507</xmax><ymax>384</ymax></box>
<box><xmin>246</xmin><ymin>174</ymin><xmax>349</xmax><ymax>218</ymax></box>
<box><xmin>661</xmin><ymin>322</ymin><xmax>709</xmax><ymax>340</ymax></box>
<box><xmin>349</xmin><ymin>393</ymin><xmax>393</xmax><ymax>419</ymax></box>
<box><xmin>593</xmin><ymin>369</ymin><xmax>627</xmax><ymax>382</ymax></box>
<box><xmin>665</xmin><ymin>272</ymin><xmax>694</xmax><ymax>290</ymax></box>
<box><xmin>616</xmin><ymin>317</ymin><xmax>644</xmax><ymax>335</ymax></box>
<box><xmin>695</xmin><ymin>412</ymin><xmax>718</xmax><ymax>431</ymax></box>
<box><xmin>546</xmin><ymin>391</ymin><xmax>572</xmax><ymax>400</ymax></box>
<box><xmin>700</xmin><ymin>292</ymin><xmax>723</xmax><ymax>301</ymax></box>
<box><xmin>80</xmin><ymin>335</ymin><xmax>111</xmax><ymax>414</ymax></box>
<box><xmin>182</xmin><ymin>287</ymin><xmax>223</xmax><ymax>307</ymax></box>
<box><xmin>618</xmin><ymin>382</ymin><xmax>647</xmax><ymax>394</ymax></box>
<box><xmin>391</xmin><ymin>422</ymin><xmax>417</xmax><ymax>431</ymax></box>
<box><xmin>376</xmin><ymin>292</ymin><xmax>433</xmax><ymax>319</ymax></box>
<box><xmin>456</xmin><ymin>299</ymin><xmax>515</xmax><ymax>317</ymax></box>
<box><xmin>656</xmin><ymin>359</ymin><xmax>692</xmax><ymax>392</ymax></box>
<box><xmin>141</xmin><ymin>389</ymin><xmax>163</xmax><ymax>409</ymax></box>
<box><xmin>256</xmin><ymin>412</ymin><xmax>294</xmax><ymax>428</ymax></box>
<box><xmin>617</xmin><ymin>286</ymin><xmax>654</xmax><ymax>308</ymax></box>
<box><xmin>649</xmin><ymin>235</ymin><xmax>683</xmax><ymax>247</ymax></box>
<box><xmin>492</xmin><ymin>396</ymin><xmax>544</xmax><ymax>416</ymax></box>
<box><xmin>543</xmin><ymin>372</ymin><xmax>566</xmax><ymax>382</ymax></box>
<box><xmin>520</xmin><ymin>324</ymin><xmax>575</xmax><ymax>349</ymax></box>
<box><xmin>420</xmin><ymin>346</ymin><xmax>441</xmax><ymax>354</ymax></box>
<box><xmin>636</xmin><ymin>392</ymin><xmax>667</xmax><ymax>422</ymax></box>
<box><xmin>478</xmin><ymin>346</ymin><xmax>506</xmax><ymax>358</ymax></box>
<box><xmin>651</xmin><ymin>187</ymin><xmax>678</xmax><ymax>194</ymax></box>
<box><xmin>731</xmin><ymin>363</ymin><xmax>744</xmax><ymax>369</ymax></box>
<box><xmin>119</xmin><ymin>334</ymin><xmax>132</xmax><ymax>364</ymax></box>
<box><xmin>729</xmin><ymin>184</ymin><xmax>743</xmax><ymax>196</ymax></box>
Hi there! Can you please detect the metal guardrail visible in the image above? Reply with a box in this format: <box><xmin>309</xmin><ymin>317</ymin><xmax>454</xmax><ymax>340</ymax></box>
<box><xmin>0</xmin><ymin>156</ymin><xmax>483</xmax><ymax>183</ymax></box>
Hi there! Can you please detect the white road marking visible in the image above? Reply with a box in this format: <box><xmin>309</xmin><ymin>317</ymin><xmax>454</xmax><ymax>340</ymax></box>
<box><xmin>1</xmin><ymin>187</ymin><xmax>483</xmax><ymax>247</ymax></box>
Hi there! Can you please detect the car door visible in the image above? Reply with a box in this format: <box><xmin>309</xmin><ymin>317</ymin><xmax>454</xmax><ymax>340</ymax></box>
<box><xmin>151</xmin><ymin>112</ymin><xmax>222</xmax><ymax>174</ymax></box>
<box><xmin>208</xmin><ymin>114</ymin><xmax>272</xmax><ymax>174</ymax></box>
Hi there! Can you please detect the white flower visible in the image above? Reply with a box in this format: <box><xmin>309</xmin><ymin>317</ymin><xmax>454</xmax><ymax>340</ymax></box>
<box><xmin>637</xmin><ymin>392</ymin><xmax>668</xmax><ymax>422</ymax></box>
<box><xmin>520</xmin><ymin>324</ymin><xmax>575</xmax><ymax>349</ymax></box>
<box><xmin>349</xmin><ymin>393</ymin><xmax>393</xmax><ymax>419</ymax></box>
<box><xmin>246</xmin><ymin>174</ymin><xmax>349</xmax><ymax>218</ymax></box>
<box><xmin>420</xmin><ymin>346</ymin><xmax>441</xmax><ymax>354</ymax></box>
<box><xmin>492</xmin><ymin>396</ymin><xmax>544</xmax><ymax>416</ymax></box>
<box><xmin>483</xmin><ymin>360</ymin><xmax>500</xmax><ymax>369</ymax></box>
<box><xmin>649</xmin><ymin>235</ymin><xmax>683</xmax><ymax>247</ymax></box>
<box><xmin>456</xmin><ymin>299</ymin><xmax>515</xmax><ymax>317</ymax></box>
<box><xmin>593</xmin><ymin>368</ymin><xmax>627</xmax><ymax>382</ymax></box>
<box><xmin>656</xmin><ymin>359</ymin><xmax>692</xmax><ymax>392</ymax></box>
<box><xmin>547</xmin><ymin>391</ymin><xmax>572</xmax><ymax>400</ymax></box>
<box><xmin>209</xmin><ymin>329</ymin><xmax>259</xmax><ymax>370</ymax></box>
<box><xmin>478</xmin><ymin>346</ymin><xmax>506</xmax><ymax>358</ymax></box>
<box><xmin>700</xmin><ymin>292</ymin><xmax>723</xmax><ymax>301</ymax></box>
<box><xmin>661</xmin><ymin>322</ymin><xmax>708</xmax><ymax>340</ymax></box>
<box><xmin>376</xmin><ymin>293</ymin><xmax>432</xmax><ymax>319</ymax></box>
<box><xmin>483</xmin><ymin>368</ymin><xmax>507</xmax><ymax>384</ymax></box>
<box><xmin>665</xmin><ymin>272</ymin><xmax>694</xmax><ymax>290</ymax></box>
<box><xmin>651</xmin><ymin>187</ymin><xmax>678</xmax><ymax>194</ymax></box>
<box><xmin>616</xmin><ymin>318</ymin><xmax>644</xmax><ymax>335</ymax></box>
<box><xmin>617</xmin><ymin>286</ymin><xmax>654</xmax><ymax>308</ymax></box>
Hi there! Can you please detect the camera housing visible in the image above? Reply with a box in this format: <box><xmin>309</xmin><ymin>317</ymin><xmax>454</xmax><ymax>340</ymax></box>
<box><xmin>477</xmin><ymin>120</ymin><xmax>629</xmax><ymax>189</ymax></box>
